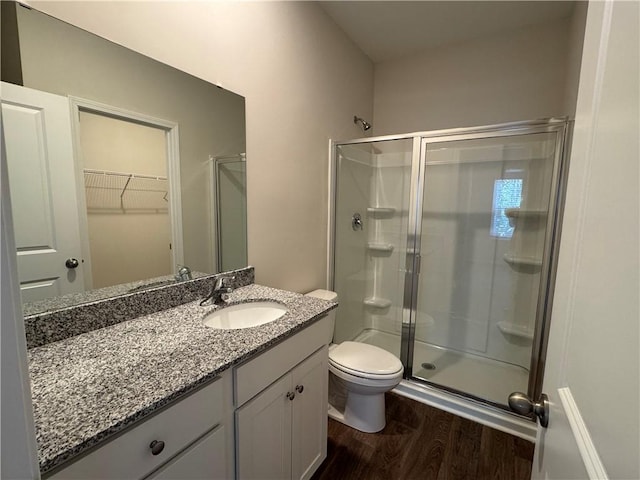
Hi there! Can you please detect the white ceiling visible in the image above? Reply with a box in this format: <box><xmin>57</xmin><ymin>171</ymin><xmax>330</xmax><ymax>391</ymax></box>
<box><xmin>319</xmin><ymin>1</ymin><xmax>577</xmax><ymax>63</ymax></box>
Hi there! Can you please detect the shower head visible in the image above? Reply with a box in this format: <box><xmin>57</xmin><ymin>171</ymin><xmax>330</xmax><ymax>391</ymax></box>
<box><xmin>354</xmin><ymin>116</ymin><xmax>372</xmax><ymax>132</ymax></box>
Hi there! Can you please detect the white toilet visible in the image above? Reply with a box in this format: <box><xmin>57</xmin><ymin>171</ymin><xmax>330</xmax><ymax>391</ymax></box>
<box><xmin>305</xmin><ymin>290</ymin><xmax>403</xmax><ymax>433</ymax></box>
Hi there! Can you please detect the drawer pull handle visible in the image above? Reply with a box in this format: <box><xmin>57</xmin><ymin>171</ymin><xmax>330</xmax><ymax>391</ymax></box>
<box><xmin>295</xmin><ymin>385</ymin><xmax>304</xmax><ymax>394</ymax></box>
<box><xmin>286</xmin><ymin>391</ymin><xmax>295</xmax><ymax>401</ymax></box>
<box><xmin>149</xmin><ymin>440</ymin><xmax>165</xmax><ymax>455</ymax></box>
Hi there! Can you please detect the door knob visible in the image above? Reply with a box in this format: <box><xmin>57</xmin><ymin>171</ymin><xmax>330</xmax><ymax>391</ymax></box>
<box><xmin>65</xmin><ymin>258</ymin><xmax>79</xmax><ymax>269</ymax></box>
<box><xmin>295</xmin><ymin>385</ymin><xmax>304</xmax><ymax>394</ymax></box>
<box><xmin>286</xmin><ymin>392</ymin><xmax>295</xmax><ymax>401</ymax></box>
<box><xmin>351</xmin><ymin>213</ymin><xmax>363</xmax><ymax>231</ymax></box>
<box><xmin>508</xmin><ymin>392</ymin><xmax>549</xmax><ymax>428</ymax></box>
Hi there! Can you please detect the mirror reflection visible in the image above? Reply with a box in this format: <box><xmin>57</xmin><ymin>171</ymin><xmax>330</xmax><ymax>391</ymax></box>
<box><xmin>79</xmin><ymin>110</ymin><xmax>174</xmax><ymax>289</ymax></box>
<box><xmin>1</xmin><ymin>3</ymin><xmax>247</xmax><ymax>315</ymax></box>
<box><xmin>214</xmin><ymin>154</ymin><xmax>247</xmax><ymax>273</ymax></box>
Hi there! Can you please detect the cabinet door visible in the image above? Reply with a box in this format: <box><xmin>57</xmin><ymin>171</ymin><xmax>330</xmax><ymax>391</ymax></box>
<box><xmin>147</xmin><ymin>425</ymin><xmax>227</xmax><ymax>480</ymax></box>
<box><xmin>291</xmin><ymin>346</ymin><xmax>328</xmax><ymax>480</ymax></box>
<box><xmin>236</xmin><ymin>375</ymin><xmax>292</xmax><ymax>480</ymax></box>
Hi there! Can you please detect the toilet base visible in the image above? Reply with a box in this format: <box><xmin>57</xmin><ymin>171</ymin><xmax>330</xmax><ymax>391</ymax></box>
<box><xmin>328</xmin><ymin>391</ymin><xmax>386</xmax><ymax>433</ymax></box>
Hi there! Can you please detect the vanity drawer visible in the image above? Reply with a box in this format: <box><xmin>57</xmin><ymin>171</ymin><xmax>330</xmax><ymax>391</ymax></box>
<box><xmin>234</xmin><ymin>315</ymin><xmax>331</xmax><ymax>406</ymax></box>
<box><xmin>146</xmin><ymin>424</ymin><xmax>228</xmax><ymax>480</ymax></box>
<box><xmin>49</xmin><ymin>371</ymin><xmax>230</xmax><ymax>480</ymax></box>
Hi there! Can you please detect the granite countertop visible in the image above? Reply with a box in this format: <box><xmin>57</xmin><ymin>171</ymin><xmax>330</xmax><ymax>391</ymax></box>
<box><xmin>28</xmin><ymin>284</ymin><xmax>336</xmax><ymax>474</ymax></box>
<box><xmin>22</xmin><ymin>271</ymin><xmax>210</xmax><ymax>317</ymax></box>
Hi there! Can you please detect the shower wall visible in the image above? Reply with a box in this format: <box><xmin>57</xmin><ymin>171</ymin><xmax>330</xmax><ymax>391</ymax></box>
<box><xmin>362</xmin><ymin>149</ymin><xmax>412</xmax><ymax>336</ymax></box>
<box><xmin>333</xmin><ymin>144</ymin><xmax>373</xmax><ymax>343</ymax></box>
<box><xmin>334</xmin><ymin>141</ymin><xmax>412</xmax><ymax>343</ymax></box>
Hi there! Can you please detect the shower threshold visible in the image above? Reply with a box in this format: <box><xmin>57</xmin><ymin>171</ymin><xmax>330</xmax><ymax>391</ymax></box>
<box><xmin>355</xmin><ymin>329</ymin><xmax>529</xmax><ymax>406</ymax></box>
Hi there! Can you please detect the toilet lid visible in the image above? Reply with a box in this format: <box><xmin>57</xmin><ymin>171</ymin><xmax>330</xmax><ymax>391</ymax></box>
<box><xmin>329</xmin><ymin>341</ymin><xmax>403</xmax><ymax>376</ymax></box>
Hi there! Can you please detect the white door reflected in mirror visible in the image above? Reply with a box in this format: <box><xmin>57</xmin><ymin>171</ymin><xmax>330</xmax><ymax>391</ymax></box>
<box><xmin>2</xmin><ymin>82</ymin><xmax>86</xmax><ymax>302</ymax></box>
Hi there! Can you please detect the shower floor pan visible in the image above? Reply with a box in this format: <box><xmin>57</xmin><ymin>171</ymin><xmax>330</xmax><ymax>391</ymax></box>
<box><xmin>355</xmin><ymin>329</ymin><xmax>529</xmax><ymax>406</ymax></box>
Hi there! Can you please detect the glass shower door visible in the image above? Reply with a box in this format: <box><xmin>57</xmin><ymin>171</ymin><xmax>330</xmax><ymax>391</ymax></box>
<box><xmin>215</xmin><ymin>154</ymin><xmax>247</xmax><ymax>272</ymax></box>
<box><xmin>409</xmin><ymin>130</ymin><xmax>562</xmax><ymax>406</ymax></box>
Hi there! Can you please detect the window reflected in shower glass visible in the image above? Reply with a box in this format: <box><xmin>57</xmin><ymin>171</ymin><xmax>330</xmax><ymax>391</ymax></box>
<box><xmin>490</xmin><ymin>178</ymin><xmax>523</xmax><ymax>238</ymax></box>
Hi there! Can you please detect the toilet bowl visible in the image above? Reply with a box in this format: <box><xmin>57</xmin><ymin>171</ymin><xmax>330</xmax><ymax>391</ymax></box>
<box><xmin>305</xmin><ymin>290</ymin><xmax>404</xmax><ymax>433</ymax></box>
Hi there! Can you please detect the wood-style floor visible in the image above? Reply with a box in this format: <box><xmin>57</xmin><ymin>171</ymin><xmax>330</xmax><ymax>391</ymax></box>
<box><xmin>311</xmin><ymin>393</ymin><xmax>534</xmax><ymax>480</ymax></box>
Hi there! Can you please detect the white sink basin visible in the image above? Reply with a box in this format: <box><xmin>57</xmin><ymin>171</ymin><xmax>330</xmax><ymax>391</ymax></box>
<box><xmin>203</xmin><ymin>301</ymin><xmax>287</xmax><ymax>329</ymax></box>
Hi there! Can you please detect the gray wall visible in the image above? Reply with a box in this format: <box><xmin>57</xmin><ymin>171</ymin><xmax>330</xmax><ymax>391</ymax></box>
<box><xmin>372</xmin><ymin>15</ymin><xmax>583</xmax><ymax>135</ymax></box>
<box><xmin>28</xmin><ymin>1</ymin><xmax>375</xmax><ymax>293</ymax></box>
<box><xmin>0</xmin><ymin>2</ymin><xmax>23</xmax><ymax>85</ymax></box>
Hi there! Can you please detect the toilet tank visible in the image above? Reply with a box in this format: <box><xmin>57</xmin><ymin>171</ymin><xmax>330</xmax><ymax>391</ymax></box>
<box><xmin>305</xmin><ymin>289</ymin><xmax>337</xmax><ymax>344</ymax></box>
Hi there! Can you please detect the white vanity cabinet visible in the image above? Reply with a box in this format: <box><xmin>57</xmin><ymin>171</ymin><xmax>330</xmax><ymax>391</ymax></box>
<box><xmin>234</xmin><ymin>316</ymin><xmax>331</xmax><ymax>480</ymax></box>
<box><xmin>48</xmin><ymin>371</ymin><xmax>234</xmax><ymax>480</ymax></box>
<box><xmin>45</xmin><ymin>314</ymin><xmax>332</xmax><ymax>480</ymax></box>
<box><xmin>236</xmin><ymin>346</ymin><xmax>328</xmax><ymax>480</ymax></box>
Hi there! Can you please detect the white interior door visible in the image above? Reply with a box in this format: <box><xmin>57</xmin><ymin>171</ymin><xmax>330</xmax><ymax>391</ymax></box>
<box><xmin>532</xmin><ymin>2</ymin><xmax>639</xmax><ymax>479</ymax></box>
<box><xmin>1</xmin><ymin>82</ymin><xmax>85</xmax><ymax>302</ymax></box>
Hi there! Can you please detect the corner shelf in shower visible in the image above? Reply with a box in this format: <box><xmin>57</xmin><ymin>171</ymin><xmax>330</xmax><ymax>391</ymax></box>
<box><xmin>503</xmin><ymin>253</ymin><xmax>543</xmax><ymax>268</ymax></box>
<box><xmin>505</xmin><ymin>208</ymin><xmax>547</xmax><ymax>226</ymax></box>
<box><xmin>504</xmin><ymin>208</ymin><xmax>547</xmax><ymax>219</ymax></box>
<box><xmin>366</xmin><ymin>206</ymin><xmax>396</xmax><ymax>217</ymax></box>
<box><xmin>497</xmin><ymin>321</ymin><xmax>534</xmax><ymax>341</ymax></box>
<box><xmin>363</xmin><ymin>297</ymin><xmax>392</xmax><ymax>309</ymax></box>
<box><xmin>367</xmin><ymin>243</ymin><xmax>394</xmax><ymax>253</ymax></box>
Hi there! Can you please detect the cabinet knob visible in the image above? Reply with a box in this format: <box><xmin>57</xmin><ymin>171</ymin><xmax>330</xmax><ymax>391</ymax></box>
<box><xmin>295</xmin><ymin>385</ymin><xmax>304</xmax><ymax>394</ymax></box>
<box><xmin>149</xmin><ymin>440</ymin><xmax>165</xmax><ymax>455</ymax></box>
<box><xmin>286</xmin><ymin>391</ymin><xmax>295</xmax><ymax>401</ymax></box>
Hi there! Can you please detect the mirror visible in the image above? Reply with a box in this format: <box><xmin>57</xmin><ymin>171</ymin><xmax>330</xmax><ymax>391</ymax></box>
<box><xmin>1</xmin><ymin>2</ymin><xmax>247</xmax><ymax>315</ymax></box>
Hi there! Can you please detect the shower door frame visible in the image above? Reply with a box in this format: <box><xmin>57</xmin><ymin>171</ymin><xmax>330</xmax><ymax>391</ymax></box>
<box><xmin>329</xmin><ymin>117</ymin><xmax>572</xmax><ymax>414</ymax></box>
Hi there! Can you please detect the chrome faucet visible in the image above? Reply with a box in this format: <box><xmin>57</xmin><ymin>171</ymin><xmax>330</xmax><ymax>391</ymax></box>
<box><xmin>200</xmin><ymin>275</ymin><xmax>235</xmax><ymax>306</ymax></box>
<box><xmin>175</xmin><ymin>265</ymin><xmax>193</xmax><ymax>282</ymax></box>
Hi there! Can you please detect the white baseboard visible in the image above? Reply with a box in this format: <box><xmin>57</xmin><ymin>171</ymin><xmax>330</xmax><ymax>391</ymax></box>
<box><xmin>558</xmin><ymin>387</ymin><xmax>608</xmax><ymax>479</ymax></box>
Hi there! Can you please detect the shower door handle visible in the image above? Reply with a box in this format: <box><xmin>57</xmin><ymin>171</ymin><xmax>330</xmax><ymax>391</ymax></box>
<box><xmin>405</xmin><ymin>252</ymin><xmax>421</xmax><ymax>275</ymax></box>
<box><xmin>508</xmin><ymin>392</ymin><xmax>549</xmax><ymax>428</ymax></box>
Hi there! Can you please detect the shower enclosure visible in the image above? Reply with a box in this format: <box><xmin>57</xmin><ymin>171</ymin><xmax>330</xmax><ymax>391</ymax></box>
<box><xmin>330</xmin><ymin>119</ymin><xmax>570</xmax><ymax>422</ymax></box>
<box><xmin>212</xmin><ymin>153</ymin><xmax>247</xmax><ymax>272</ymax></box>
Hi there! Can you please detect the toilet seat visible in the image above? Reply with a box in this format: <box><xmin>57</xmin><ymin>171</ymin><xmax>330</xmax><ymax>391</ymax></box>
<box><xmin>329</xmin><ymin>341</ymin><xmax>403</xmax><ymax>380</ymax></box>
<box><xmin>329</xmin><ymin>362</ymin><xmax>403</xmax><ymax>389</ymax></box>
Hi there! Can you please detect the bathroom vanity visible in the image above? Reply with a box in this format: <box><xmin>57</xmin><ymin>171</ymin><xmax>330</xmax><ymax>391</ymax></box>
<box><xmin>27</xmin><ymin>273</ymin><xmax>335</xmax><ymax>480</ymax></box>
<box><xmin>49</xmin><ymin>373</ymin><xmax>234</xmax><ymax>480</ymax></box>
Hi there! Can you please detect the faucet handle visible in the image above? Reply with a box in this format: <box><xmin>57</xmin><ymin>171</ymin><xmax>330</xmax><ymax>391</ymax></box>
<box><xmin>175</xmin><ymin>265</ymin><xmax>192</xmax><ymax>282</ymax></box>
<box><xmin>215</xmin><ymin>275</ymin><xmax>236</xmax><ymax>289</ymax></box>
<box><xmin>201</xmin><ymin>275</ymin><xmax>237</xmax><ymax>306</ymax></box>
